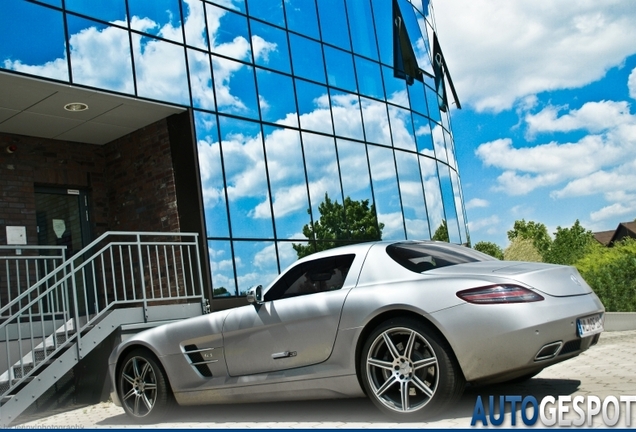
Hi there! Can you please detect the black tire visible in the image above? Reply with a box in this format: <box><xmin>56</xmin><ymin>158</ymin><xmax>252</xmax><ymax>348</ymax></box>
<box><xmin>118</xmin><ymin>348</ymin><xmax>171</xmax><ymax>423</ymax></box>
<box><xmin>360</xmin><ymin>318</ymin><xmax>465</xmax><ymax>421</ymax></box>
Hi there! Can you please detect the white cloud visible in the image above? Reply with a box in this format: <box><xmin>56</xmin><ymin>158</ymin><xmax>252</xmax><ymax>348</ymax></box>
<box><xmin>590</xmin><ymin>201</ymin><xmax>636</xmax><ymax>222</ymax></box>
<box><xmin>467</xmin><ymin>215</ymin><xmax>501</xmax><ymax>234</ymax></box>
<box><xmin>525</xmin><ymin>101</ymin><xmax>633</xmax><ymax>136</ymax></box>
<box><xmin>465</xmin><ymin>198</ymin><xmax>489</xmax><ymax>209</ymax></box>
<box><xmin>475</xmin><ymin>103</ymin><xmax>636</xmax><ymax>196</ymax></box>
<box><xmin>434</xmin><ymin>0</ymin><xmax>636</xmax><ymax>112</ymax></box>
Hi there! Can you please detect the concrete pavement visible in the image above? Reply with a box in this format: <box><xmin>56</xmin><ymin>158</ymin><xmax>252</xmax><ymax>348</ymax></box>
<box><xmin>15</xmin><ymin>330</ymin><xmax>636</xmax><ymax>428</ymax></box>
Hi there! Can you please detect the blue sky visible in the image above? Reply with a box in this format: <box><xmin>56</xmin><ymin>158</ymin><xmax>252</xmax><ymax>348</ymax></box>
<box><xmin>433</xmin><ymin>0</ymin><xmax>636</xmax><ymax>247</ymax></box>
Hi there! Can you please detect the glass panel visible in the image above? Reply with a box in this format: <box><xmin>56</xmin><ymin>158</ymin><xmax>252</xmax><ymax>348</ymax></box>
<box><xmin>324</xmin><ymin>46</ymin><xmax>356</xmax><ymax>93</ymax></box>
<box><xmin>247</xmin><ymin>0</ymin><xmax>284</xmax><ymax>27</ymax></box>
<box><xmin>408</xmin><ymin>77</ymin><xmax>428</xmax><ymax>115</ymax></box>
<box><xmin>431</xmin><ymin>123</ymin><xmax>448</xmax><ymax>163</ymax></box>
<box><xmin>219</xmin><ymin>116</ymin><xmax>274</xmax><ymax>239</ymax></box>
<box><xmin>438</xmin><ymin>162</ymin><xmax>461</xmax><ymax>244</ymax></box>
<box><xmin>132</xmin><ymin>35</ymin><xmax>188</xmax><ymax>104</ymax></box>
<box><xmin>263</xmin><ymin>126</ymin><xmax>310</xmax><ymax>239</ymax></box>
<box><xmin>445</xmin><ymin>128</ymin><xmax>458</xmax><ymax>170</ymax></box>
<box><xmin>295</xmin><ymin>79</ymin><xmax>333</xmax><ymax>134</ymax></box>
<box><xmin>212</xmin><ymin>55</ymin><xmax>259</xmax><ymax>119</ymax></box>
<box><xmin>420</xmin><ymin>155</ymin><xmax>443</xmax><ymax>240</ymax></box>
<box><xmin>317</xmin><ymin>0</ymin><xmax>350</xmax><ymax>50</ymax></box>
<box><xmin>234</xmin><ymin>241</ymin><xmax>278</xmax><ymax>295</ymax></box>
<box><xmin>413</xmin><ymin>114</ymin><xmax>434</xmax><ymax>157</ymax></box>
<box><xmin>65</xmin><ymin>0</ymin><xmax>127</xmax><ymax>23</ymax></box>
<box><xmin>360</xmin><ymin>97</ymin><xmax>390</xmax><ymax>145</ymax></box>
<box><xmin>336</xmin><ymin>139</ymin><xmax>373</xmax><ymax>203</ymax></box>
<box><xmin>278</xmin><ymin>241</ymin><xmax>299</xmax><ymax>271</ymax></box>
<box><xmin>0</xmin><ymin>2</ymin><xmax>68</xmax><ymax>81</ymax></box>
<box><xmin>214</xmin><ymin>0</ymin><xmax>246</xmax><ymax>14</ymax></box>
<box><xmin>289</xmin><ymin>34</ymin><xmax>325</xmax><ymax>83</ymax></box>
<box><xmin>371</xmin><ymin>0</ymin><xmax>392</xmax><ymax>65</ymax></box>
<box><xmin>194</xmin><ymin>111</ymin><xmax>230</xmax><ymax>238</ymax></box>
<box><xmin>395</xmin><ymin>151</ymin><xmax>429</xmax><ymax>239</ymax></box>
<box><xmin>345</xmin><ymin>0</ymin><xmax>378</xmax><ymax>60</ymax></box>
<box><xmin>208</xmin><ymin>240</ymin><xmax>237</xmax><ymax>297</ymax></box>
<box><xmin>285</xmin><ymin>0</ymin><xmax>320</xmax><ymax>40</ymax></box>
<box><xmin>425</xmin><ymin>84</ymin><xmax>441</xmax><ymax>123</ymax></box>
<box><xmin>367</xmin><ymin>145</ymin><xmax>405</xmax><ymax>240</ymax></box>
<box><xmin>415</xmin><ymin>6</ymin><xmax>434</xmax><ymax>76</ymax></box>
<box><xmin>398</xmin><ymin>0</ymin><xmax>430</xmax><ymax>76</ymax></box>
<box><xmin>36</xmin><ymin>0</ymin><xmax>61</xmax><ymax>6</ymax></box>
<box><xmin>250</xmin><ymin>20</ymin><xmax>291</xmax><ymax>73</ymax></box>
<box><xmin>382</xmin><ymin>65</ymin><xmax>409</xmax><ymax>108</ymax></box>
<box><xmin>183</xmin><ymin>0</ymin><xmax>208</xmax><ymax>50</ymax></box>
<box><xmin>302</xmin><ymin>133</ymin><xmax>343</xmax><ymax>220</ymax></box>
<box><xmin>331</xmin><ymin>90</ymin><xmax>364</xmax><ymax>141</ymax></box>
<box><xmin>67</xmin><ymin>16</ymin><xmax>134</xmax><ymax>94</ymax></box>
<box><xmin>388</xmin><ymin>105</ymin><xmax>416</xmax><ymax>151</ymax></box>
<box><xmin>256</xmin><ymin>69</ymin><xmax>298</xmax><ymax>127</ymax></box>
<box><xmin>128</xmin><ymin>0</ymin><xmax>183</xmax><ymax>42</ymax></box>
<box><xmin>207</xmin><ymin>4</ymin><xmax>250</xmax><ymax>58</ymax></box>
<box><xmin>355</xmin><ymin>56</ymin><xmax>384</xmax><ymax>100</ymax></box>
<box><xmin>450</xmin><ymin>169</ymin><xmax>467</xmax><ymax>244</ymax></box>
<box><xmin>188</xmin><ymin>49</ymin><xmax>215</xmax><ymax>110</ymax></box>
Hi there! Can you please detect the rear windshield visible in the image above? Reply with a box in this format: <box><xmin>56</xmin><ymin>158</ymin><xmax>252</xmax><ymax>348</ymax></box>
<box><xmin>386</xmin><ymin>242</ymin><xmax>496</xmax><ymax>273</ymax></box>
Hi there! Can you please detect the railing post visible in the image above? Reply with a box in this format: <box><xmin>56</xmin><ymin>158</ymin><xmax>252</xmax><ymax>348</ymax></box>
<box><xmin>136</xmin><ymin>233</ymin><xmax>148</xmax><ymax>323</ymax></box>
<box><xmin>69</xmin><ymin>260</ymin><xmax>82</xmax><ymax>360</ymax></box>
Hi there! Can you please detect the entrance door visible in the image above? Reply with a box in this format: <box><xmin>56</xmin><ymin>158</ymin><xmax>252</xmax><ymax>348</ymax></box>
<box><xmin>35</xmin><ymin>187</ymin><xmax>93</xmax><ymax>313</ymax></box>
<box><xmin>35</xmin><ymin>187</ymin><xmax>91</xmax><ymax>257</ymax></box>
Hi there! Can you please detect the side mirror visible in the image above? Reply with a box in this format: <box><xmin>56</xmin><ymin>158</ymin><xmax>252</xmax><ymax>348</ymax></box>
<box><xmin>246</xmin><ymin>285</ymin><xmax>263</xmax><ymax>305</ymax></box>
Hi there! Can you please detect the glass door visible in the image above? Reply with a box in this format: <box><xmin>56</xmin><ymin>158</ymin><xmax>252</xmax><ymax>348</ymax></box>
<box><xmin>35</xmin><ymin>187</ymin><xmax>93</xmax><ymax>314</ymax></box>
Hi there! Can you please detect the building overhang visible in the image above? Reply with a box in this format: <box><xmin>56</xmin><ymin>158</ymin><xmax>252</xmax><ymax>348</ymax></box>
<box><xmin>0</xmin><ymin>71</ymin><xmax>185</xmax><ymax>145</ymax></box>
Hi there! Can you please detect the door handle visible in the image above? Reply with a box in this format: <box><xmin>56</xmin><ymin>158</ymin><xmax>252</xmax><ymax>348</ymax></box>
<box><xmin>272</xmin><ymin>351</ymin><xmax>297</xmax><ymax>359</ymax></box>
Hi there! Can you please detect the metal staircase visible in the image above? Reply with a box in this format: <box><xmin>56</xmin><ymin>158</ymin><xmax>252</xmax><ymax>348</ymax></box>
<box><xmin>0</xmin><ymin>232</ymin><xmax>208</xmax><ymax>424</ymax></box>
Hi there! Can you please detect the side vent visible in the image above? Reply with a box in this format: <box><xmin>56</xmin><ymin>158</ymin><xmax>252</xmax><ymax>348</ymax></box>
<box><xmin>183</xmin><ymin>344</ymin><xmax>215</xmax><ymax>377</ymax></box>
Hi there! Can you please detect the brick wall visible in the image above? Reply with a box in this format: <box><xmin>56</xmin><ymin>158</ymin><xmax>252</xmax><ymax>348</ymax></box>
<box><xmin>104</xmin><ymin>119</ymin><xmax>180</xmax><ymax>233</ymax></box>
<box><xmin>0</xmin><ymin>118</ymin><xmax>181</xmax><ymax>245</ymax></box>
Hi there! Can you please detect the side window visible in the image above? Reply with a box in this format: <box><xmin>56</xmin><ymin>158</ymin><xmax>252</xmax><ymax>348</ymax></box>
<box><xmin>264</xmin><ymin>254</ymin><xmax>355</xmax><ymax>301</ymax></box>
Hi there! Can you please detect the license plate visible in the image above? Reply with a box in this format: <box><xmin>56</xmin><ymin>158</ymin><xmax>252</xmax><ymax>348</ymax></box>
<box><xmin>577</xmin><ymin>313</ymin><xmax>604</xmax><ymax>338</ymax></box>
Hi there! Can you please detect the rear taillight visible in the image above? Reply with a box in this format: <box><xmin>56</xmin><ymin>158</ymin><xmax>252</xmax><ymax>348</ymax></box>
<box><xmin>457</xmin><ymin>284</ymin><xmax>544</xmax><ymax>304</ymax></box>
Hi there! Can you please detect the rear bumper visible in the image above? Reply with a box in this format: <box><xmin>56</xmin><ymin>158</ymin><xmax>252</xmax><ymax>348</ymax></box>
<box><xmin>431</xmin><ymin>292</ymin><xmax>604</xmax><ymax>383</ymax></box>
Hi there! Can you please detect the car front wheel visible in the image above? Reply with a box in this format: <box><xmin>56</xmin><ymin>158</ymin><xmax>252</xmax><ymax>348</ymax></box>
<box><xmin>360</xmin><ymin>318</ymin><xmax>464</xmax><ymax>421</ymax></box>
<box><xmin>118</xmin><ymin>348</ymin><xmax>171</xmax><ymax>423</ymax></box>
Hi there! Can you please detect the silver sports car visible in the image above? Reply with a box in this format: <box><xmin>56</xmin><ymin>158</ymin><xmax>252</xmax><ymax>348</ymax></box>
<box><xmin>108</xmin><ymin>241</ymin><xmax>605</xmax><ymax>422</ymax></box>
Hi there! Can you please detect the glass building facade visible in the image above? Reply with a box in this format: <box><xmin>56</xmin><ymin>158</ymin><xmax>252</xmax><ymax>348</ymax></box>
<box><xmin>1</xmin><ymin>0</ymin><xmax>468</xmax><ymax>299</ymax></box>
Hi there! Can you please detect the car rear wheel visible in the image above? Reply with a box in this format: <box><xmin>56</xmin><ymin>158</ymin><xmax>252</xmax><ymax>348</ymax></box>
<box><xmin>118</xmin><ymin>348</ymin><xmax>170</xmax><ymax>423</ymax></box>
<box><xmin>360</xmin><ymin>318</ymin><xmax>464</xmax><ymax>421</ymax></box>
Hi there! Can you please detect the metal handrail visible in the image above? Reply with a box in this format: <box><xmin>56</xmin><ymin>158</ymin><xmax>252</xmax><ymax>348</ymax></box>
<box><xmin>0</xmin><ymin>231</ymin><xmax>206</xmax><ymax>399</ymax></box>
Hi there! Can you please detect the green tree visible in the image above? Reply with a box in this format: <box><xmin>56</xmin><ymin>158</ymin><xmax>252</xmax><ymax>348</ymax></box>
<box><xmin>474</xmin><ymin>241</ymin><xmax>504</xmax><ymax>260</ymax></box>
<box><xmin>503</xmin><ymin>237</ymin><xmax>542</xmax><ymax>262</ymax></box>
<box><xmin>432</xmin><ymin>220</ymin><xmax>449</xmax><ymax>242</ymax></box>
<box><xmin>507</xmin><ymin>219</ymin><xmax>552</xmax><ymax>258</ymax></box>
<box><xmin>575</xmin><ymin>239</ymin><xmax>636</xmax><ymax>312</ymax></box>
<box><xmin>293</xmin><ymin>193</ymin><xmax>384</xmax><ymax>258</ymax></box>
<box><xmin>544</xmin><ymin>219</ymin><xmax>595</xmax><ymax>265</ymax></box>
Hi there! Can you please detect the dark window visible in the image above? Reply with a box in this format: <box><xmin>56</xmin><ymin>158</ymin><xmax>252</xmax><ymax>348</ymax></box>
<box><xmin>386</xmin><ymin>242</ymin><xmax>495</xmax><ymax>273</ymax></box>
<box><xmin>265</xmin><ymin>254</ymin><xmax>355</xmax><ymax>301</ymax></box>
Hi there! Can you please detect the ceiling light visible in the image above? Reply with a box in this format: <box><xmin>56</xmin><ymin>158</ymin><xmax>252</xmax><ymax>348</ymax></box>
<box><xmin>64</xmin><ymin>102</ymin><xmax>88</xmax><ymax>112</ymax></box>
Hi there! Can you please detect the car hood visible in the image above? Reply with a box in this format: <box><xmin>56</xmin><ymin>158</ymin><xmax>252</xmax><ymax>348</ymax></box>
<box><xmin>425</xmin><ymin>260</ymin><xmax>593</xmax><ymax>297</ymax></box>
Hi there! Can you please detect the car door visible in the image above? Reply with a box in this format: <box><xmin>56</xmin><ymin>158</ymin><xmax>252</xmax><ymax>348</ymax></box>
<box><xmin>222</xmin><ymin>254</ymin><xmax>356</xmax><ymax>377</ymax></box>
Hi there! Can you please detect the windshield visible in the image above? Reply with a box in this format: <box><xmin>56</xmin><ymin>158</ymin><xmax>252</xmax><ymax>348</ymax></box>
<box><xmin>386</xmin><ymin>242</ymin><xmax>496</xmax><ymax>273</ymax></box>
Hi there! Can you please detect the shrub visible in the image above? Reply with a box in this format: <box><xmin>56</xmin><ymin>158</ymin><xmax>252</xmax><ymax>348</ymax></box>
<box><xmin>575</xmin><ymin>239</ymin><xmax>636</xmax><ymax>312</ymax></box>
<box><xmin>474</xmin><ymin>241</ymin><xmax>504</xmax><ymax>260</ymax></box>
<box><xmin>503</xmin><ymin>238</ymin><xmax>542</xmax><ymax>262</ymax></box>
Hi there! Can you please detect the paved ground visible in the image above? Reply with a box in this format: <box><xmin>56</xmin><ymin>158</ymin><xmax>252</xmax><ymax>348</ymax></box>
<box><xmin>15</xmin><ymin>330</ymin><xmax>636</xmax><ymax>429</ymax></box>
